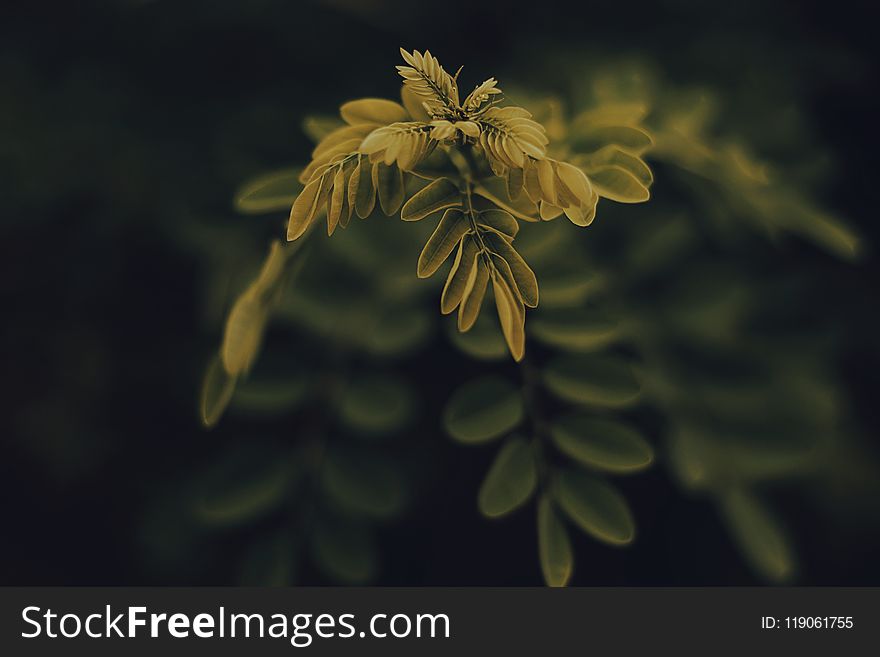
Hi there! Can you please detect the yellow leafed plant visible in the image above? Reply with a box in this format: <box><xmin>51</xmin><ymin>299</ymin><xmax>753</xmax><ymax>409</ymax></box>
<box><xmin>283</xmin><ymin>48</ymin><xmax>652</xmax><ymax>361</ymax></box>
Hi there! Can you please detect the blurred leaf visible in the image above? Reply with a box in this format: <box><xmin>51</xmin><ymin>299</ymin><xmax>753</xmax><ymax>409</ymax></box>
<box><xmin>340</xmin><ymin>98</ymin><xmax>408</xmax><ymax>125</ymax></box>
<box><xmin>514</xmin><ymin>218</ymin><xmax>570</xmax><ymax>265</ymax></box>
<box><xmin>720</xmin><ymin>488</ymin><xmax>795</xmax><ymax>582</ymax></box>
<box><xmin>623</xmin><ymin>214</ymin><xmax>694</xmax><ymax>275</ymax></box>
<box><xmin>443</xmin><ymin>375</ymin><xmax>524</xmax><ymax>444</ymax></box>
<box><xmin>199</xmin><ymin>355</ymin><xmax>237</xmax><ymax>428</ymax></box>
<box><xmin>321</xmin><ymin>449</ymin><xmax>408</xmax><ymax>520</ymax></box>
<box><xmin>530</xmin><ymin>311</ymin><xmax>622</xmax><ymax>352</ymax></box>
<box><xmin>192</xmin><ymin>448</ymin><xmax>293</xmax><ymax>527</ymax></box>
<box><xmin>447</xmin><ymin>313</ymin><xmax>508</xmax><ymax>361</ymax></box>
<box><xmin>543</xmin><ymin>354</ymin><xmax>641</xmax><ymax>408</ymax></box>
<box><xmin>230</xmin><ymin>375</ymin><xmax>309</xmax><ymax>417</ymax></box>
<box><xmin>234</xmin><ymin>169</ymin><xmax>302</xmax><ymax>214</ymax></box>
<box><xmin>774</xmin><ymin>198</ymin><xmax>862</xmax><ymax>262</ymax></box>
<box><xmin>588</xmin><ymin>165</ymin><xmax>651</xmax><ymax>203</ymax></box>
<box><xmin>221</xmin><ymin>241</ymin><xmax>290</xmax><ymax>376</ymax></box>
<box><xmin>310</xmin><ymin>515</ymin><xmax>377</xmax><ymax>584</ymax></box>
<box><xmin>302</xmin><ymin>115</ymin><xmax>344</xmax><ymax>143</ymax></box>
<box><xmin>570</xmin><ymin>124</ymin><xmax>653</xmax><ymax>155</ymax></box>
<box><xmin>363</xmin><ymin>307</ymin><xmax>432</xmax><ymax>357</ymax></box>
<box><xmin>577</xmin><ymin>145</ymin><xmax>653</xmax><ymax>187</ymax></box>
<box><xmin>538</xmin><ymin>494</ymin><xmax>573</xmax><ymax>587</ymax></box>
<box><xmin>538</xmin><ymin>272</ymin><xmax>605</xmax><ymax>309</ymax></box>
<box><xmin>222</xmin><ymin>290</ymin><xmax>268</xmax><ymax>375</ymax></box>
<box><xmin>667</xmin><ymin>426</ymin><xmax>716</xmax><ymax>490</ymax></box>
<box><xmin>553</xmin><ymin>469</ymin><xmax>635</xmax><ymax>546</ymax></box>
<box><xmin>477</xmin><ymin>437</ymin><xmax>537</xmax><ymax>518</ymax></box>
<box><xmin>338</xmin><ymin>373</ymin><xmax>414</xmax><ymax>435</ymax></box>
<box><xmin>551</xmin><ymin>414</ymin><xmax>653</xmax><ymax>473</ymax></box>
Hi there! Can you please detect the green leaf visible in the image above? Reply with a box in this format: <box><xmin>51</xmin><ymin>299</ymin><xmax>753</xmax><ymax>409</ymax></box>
<box><xmin>775</xmin><ymin>199</ymin><xmax>861</xmax><ymax>262</ymax></box>
<box><xmin>401</xmin><ymin>177</ymin><xmax>461</xmax><ymax>221</ymax></box>
<box><xmin>321</xmin><ymin>449</ymin><xmax>408</xmax><ymax>520</ymax></box>
<box><xmin>192</xmin><ymin>448</ymin><xmax>292</xmax><ymax>527</ymax></box>
<box><xmin>477</xmin><ymin>437</ymin><xmax>537</xmax><ymax>518</ymax></box>
<box><xmin>447</xmin><ymin>312</ymin><xmax>508</xmax><ymax>361</ymax></box>
<box><xmin>340</xmin><ymin>98</ymin><xmax>409</xmax><ymax>126</ymax></box>
<box><xmin>363</xmin><ymin>307</ymin><xmax>432</xmax><ymax>357</ymax></box>
<box><xmin>234</xmin><ymin>169</ymin><xmax>302</xmax><ymax>214</ymax></box>
<box><xmin>230</xmin><ymin>376</ymin><xmax>309</xmax><ymax>417</ymax></box>
<box><xmin>199</xmin><ymin>355</ymin><xmax>237</xmax><ymax>428</ymax></box>
<box><xmin>530</xmin><ymin>312</ymin><xmax>621</xmax><ymax>352</ymax></box>
<box><xmin>538</xmin><ymin>495</ymin><xmax>573</xmax><ymax>587</ymax></box>
<box><xmin>310</xmin><ymin>515</ymin><xmax>377</xmax><ymax>584</ymax></box>
<box><xmin>720</xmin><ymin>488</ymin><xmax>795</xmax><ymax>582</ymax></box>
<box><xmin>551</xmin><ymin>414</ymin><xmax>653</xmax><ymax>473</ymax></box>
<box><xmin>338</xmin><ymin>373</ymin><xmax>414</xmax><ymax>434</ymax></box>
<box><xmin>539</xmin><ymin>273</ymin><xmax>604</xmax><ymax>309</ymax></box>
<box><xmin>544</xmin><ymin>354</ymin><xmax>641</xmax><ymax>408</ymax></box>
<box><xmin>553</xmin><ymin>469</ymin><xmax>635</xmax><ymax>546</ymax></box>
<box><xmin>443</xmin><ymin>375</ymin><xmax>524</xmax><ymax>444</ymax></box>
<box><xmin>417</xmin><ymin>208</ymin><xmax>469</xmax><ymax>278</ymax></box>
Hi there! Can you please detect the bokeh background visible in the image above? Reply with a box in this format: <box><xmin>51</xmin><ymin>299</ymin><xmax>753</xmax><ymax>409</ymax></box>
<box><xmin>2</xmin><ymin>0</ymin><xmax>879</xmax><ymax>585</ymax></box>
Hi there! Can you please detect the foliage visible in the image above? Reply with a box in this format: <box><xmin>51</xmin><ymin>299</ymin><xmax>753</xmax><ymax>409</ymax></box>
<box><xmin>195</xmin><ymin>49</ymin><xmax>869</xmax><ymax>586</ymax></box>
<box><xmin>282</xmin><ymin>49</ymin><xmax>651</xmax><ymax>361</ymax></box>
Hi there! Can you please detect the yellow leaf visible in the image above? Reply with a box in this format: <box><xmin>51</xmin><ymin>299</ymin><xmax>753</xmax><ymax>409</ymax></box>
<box><xmin>589</xmin><ymin>165</ymin><xmax>650</xmax><ymax>203</ymax></box>
<box><xmin>459</xmin><ymin>257</ymin><xmax>489</xmax><ymax>331</ymax></box>
<box><xmin>401</xmin><ymin>177</ymin><xmax>461</xmax><ymax>221</ymax></box>
<box><xmin>441</xmin><ymin>237</ymin><xmax>479</xmax><ymax>313</ymax></box>
<box><xmin>372</xmin><ymin>162</ymin><xmax>404</xmax><ymax>215</ymax></box>
<box><xmin>492</xmin><ymin>274</ymin><xmax>525</xmax><ymax>361</ymax></box>
<box><xmin>340</xmin><ymin>98</ymin><xmax>409</xmax><ymax>126</ymax></box>
<box><xmin>417</xmin><ymin>208</ymin><xmax>469</xmax><ymax>278</ymax></box>
<box><xmin>199</xmin><ymin>355</ymin><xmax>237</xmax><ymax>428</ymax></box>
<box><xmin>484</xmin><ymin>233</ymin><xmax>538</xmax><ymax>307</ymax></box>
<box><xmin>353</xmin><ymin>157</ymin><xmax>376</xmax><ymax>218</ymax></box>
